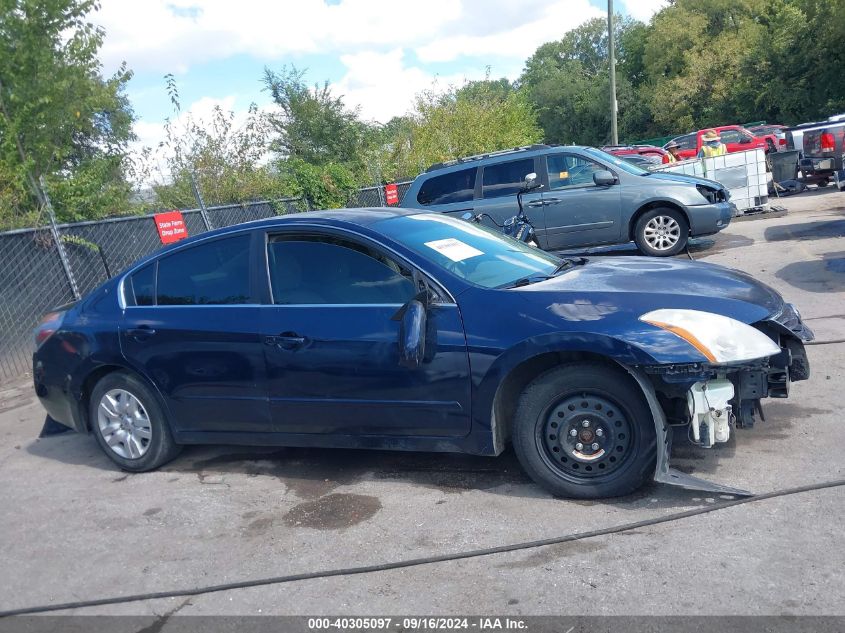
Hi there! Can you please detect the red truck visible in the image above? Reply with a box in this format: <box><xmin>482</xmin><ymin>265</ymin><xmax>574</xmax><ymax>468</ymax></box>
<box><xmin>665</xmin><ymin>125</ymin><xmax>768</xmax><ymax>160</ymax></box>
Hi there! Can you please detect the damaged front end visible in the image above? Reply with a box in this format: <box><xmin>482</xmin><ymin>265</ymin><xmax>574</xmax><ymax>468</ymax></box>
<box><xmin>636</xmin><ymin>304</ymin><xmax>813</xmax><ymax>495</ymax></box>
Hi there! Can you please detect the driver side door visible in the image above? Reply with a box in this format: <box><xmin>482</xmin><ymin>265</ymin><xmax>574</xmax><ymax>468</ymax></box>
<box><xmin>540</xmin><ymin>153</ymin><xmax>622</xmax><ymax>250</ymax></box>
<box><xmin>259</xmin><ymin>230</ymin><xmax>472</xmax><ymax>438</ymax></box>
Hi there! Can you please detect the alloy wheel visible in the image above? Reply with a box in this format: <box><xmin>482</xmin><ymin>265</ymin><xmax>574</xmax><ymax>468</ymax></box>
<box><xmin>643</xmin><ymin>215</ymin><xmax>681</xmax><ymax>251</ymax></box>
<box><xmin>96</xmin><ymin>389</ymin><xmax>152</xmax><ymax>459</ymax></box>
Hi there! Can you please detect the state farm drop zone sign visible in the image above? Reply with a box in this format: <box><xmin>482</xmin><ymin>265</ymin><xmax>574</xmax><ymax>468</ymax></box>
<box><xmin>154</xmin><ymin>211</ymin><xmax>188</xmax><ymax>244</ymax></box>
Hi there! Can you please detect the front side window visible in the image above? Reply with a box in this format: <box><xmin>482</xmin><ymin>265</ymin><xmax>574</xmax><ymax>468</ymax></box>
<box><xmin>546</xmin><ymin>154</ymin><xmax>606</xmax><ymax>189</ymax></box>
<box><xmin>719</xmin><ymin>129</ymin><xmax>743</xmax><ymax>144</ymax></box>
<box><xmin>156</xmin><ymin>234</ymin><xmax>251</xmax><ymax>305</ymax></box>
<box><xmin>416</xmin><ymin>168</ymin><xmax>477</xmax><ymax>206</ymax></box>
<box><xmin>267</xmin><ymin>235</ymin><xmax>416</xmax><ymax>305</ymax></box>
<box><xmin>482</xmin><ymin>158</ymin><xmax>534</xmax><ymax>199</ymax></box>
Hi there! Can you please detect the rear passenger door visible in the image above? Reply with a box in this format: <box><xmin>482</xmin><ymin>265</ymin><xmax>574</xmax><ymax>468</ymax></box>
<box><xmin>472</xmin><ymin>157</ymin><xmax>543</xmax><ymax>236</ymax></box>
<box><xmin>120</xmin><ymin>232</ymin><xmax>269</xmax><ymax>434</ymax></box>
<box><xmin>539</xmin><ymin>153</ymin><xmax>622</xmax><ymax>250</ymax></box>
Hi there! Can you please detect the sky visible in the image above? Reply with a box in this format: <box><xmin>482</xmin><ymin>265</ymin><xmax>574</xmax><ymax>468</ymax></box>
<box><xmin>91</xmin><ymin>0</ymin><xmax>668</xmax><ymax>158</ymax></box>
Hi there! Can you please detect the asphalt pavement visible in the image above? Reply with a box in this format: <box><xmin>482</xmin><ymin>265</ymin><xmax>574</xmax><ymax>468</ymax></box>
<box><xmin>1</xmin><ymin>187</ymin><xmax>843</xmax><ymax>618</ymax></box>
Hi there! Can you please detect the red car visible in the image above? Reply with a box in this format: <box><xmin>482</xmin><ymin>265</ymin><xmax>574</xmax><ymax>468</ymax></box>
<box><xmin>665</xmin><ymin>126</ymin><xmax>768</xmax><ymax>160</ymax></box>
<box><xmin>748</xmin><ymin>124</ymin><xmax>788</xmax><ymax>152</ymax></box>
<box><xmin>601</xmin><ymin>145</ymin><xmax>667</xmax><ymax>164</ymax></box>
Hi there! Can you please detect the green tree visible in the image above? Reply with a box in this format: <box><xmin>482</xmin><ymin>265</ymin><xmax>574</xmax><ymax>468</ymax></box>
<box><xmin>381</xmin><ymin>78</ymin><xmax>542</xmax><ymax>178</ymax></box>
<box><xmin>263</xmin><ymin>65</ymin><xmax>368</xmax><ymax>168</ymax></box>
<box><xmin>521</xmin><ymin>15</ymin><xmax>645</xmax><ymax>145</ymax></box>
<box><xmin>139</xmin><ymin>79</ymin><xmax>283</xmax><ymax>210</ymax></box>
<box><xmin>0</xmin><ymin>0</ymin><xmax>135</xmax><ymax>226</ymax></box>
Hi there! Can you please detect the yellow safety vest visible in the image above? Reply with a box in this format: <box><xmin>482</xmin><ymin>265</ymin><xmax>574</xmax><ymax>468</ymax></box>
<box><xmin>665</xmin><ymin>153</ymin><xmax>677</xmax><ymax>163</ymax></box>
<box><xmin>701</xmin><ymin>143</ymin><xmax>727</xmax><ymax>157</ymax></box>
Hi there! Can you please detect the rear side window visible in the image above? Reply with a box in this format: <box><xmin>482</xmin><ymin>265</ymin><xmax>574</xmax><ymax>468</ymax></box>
<box><xmin>674</xmin><ymin>134</ymin><xmax>696</xmax><ymax>150</ymax></box>
<box><xmin>129</xmin><ymin>263</ymin><xmax>155</xmax><ymax>306</ymax></box>
<box><xmin>482</xmin><ymin>158</ymin><xmax>534</xmax><ymax>199</ymax></box>
<box><xmin>157</xmin><ymin>234</ymin><xmax>251</xmax><ymax>305</ymax></box>
<box><xmin>416</xmin><ymin>168</ymin><xmax>477</xmax><ymax>206</ymax></box>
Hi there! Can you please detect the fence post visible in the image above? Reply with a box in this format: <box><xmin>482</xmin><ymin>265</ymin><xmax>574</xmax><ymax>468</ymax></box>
<box><xmin>190</xmin><ymin>172</ymin><xmax>213</xmax><ymax>231</ymax></box>
<box><xmin>39</xmin><ymin>175</ymin><xmax>80</xmax><ymax>300</ymax></box>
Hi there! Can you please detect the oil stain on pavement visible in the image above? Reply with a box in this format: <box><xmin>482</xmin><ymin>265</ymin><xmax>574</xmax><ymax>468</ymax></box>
<box><xmin>283</xmin><ymin>493</ymin><xmax>382</xmax><ymax>530</ymax></box>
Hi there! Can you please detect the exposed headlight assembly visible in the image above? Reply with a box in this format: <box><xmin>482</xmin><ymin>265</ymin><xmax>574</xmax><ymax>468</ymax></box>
<box><xmin>640</xmin><ymin>308</ymin><xmax>781</xmax><ymax>363</ymax></box>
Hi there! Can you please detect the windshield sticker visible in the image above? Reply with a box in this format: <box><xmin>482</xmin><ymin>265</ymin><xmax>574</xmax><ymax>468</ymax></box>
<box><xmin>424</xmin><ymin>238</ymin><xmax>484</xmax><ymax>262</ymax></box>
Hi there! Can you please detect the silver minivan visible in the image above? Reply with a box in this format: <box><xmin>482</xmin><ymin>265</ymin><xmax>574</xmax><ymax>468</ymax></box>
<box><xmin>402</xmin><ymin>145</ymin><xmax>735</xmax><ymax>257</ymax></box>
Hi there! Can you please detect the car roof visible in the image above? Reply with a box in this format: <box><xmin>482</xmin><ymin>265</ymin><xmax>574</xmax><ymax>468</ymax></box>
<box><xmin>152</xmin><ymin>208</ymin><xmax>424</xmax><ymax>253</ymax></box>
<box><xmin>419</xmin><ymin>144</ymin><xmax>602</xmax><ymax>179</ymax></box>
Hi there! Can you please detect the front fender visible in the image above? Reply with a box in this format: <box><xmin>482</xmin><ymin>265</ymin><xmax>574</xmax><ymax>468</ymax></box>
<box><xmin>470</xmin><ymin>328</ymin><xmax>709</xmax><ymax>451</ymax></box>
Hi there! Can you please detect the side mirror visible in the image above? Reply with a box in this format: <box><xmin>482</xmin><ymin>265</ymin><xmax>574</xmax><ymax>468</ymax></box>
<box><xmin>396</xmin><ymin>299</ymin><xmax>426</xmax><ymax>368</ymax></box>
<box><xmin>521</xmin><ymin>172</ymin><xmax>541</xmax><ymax>192</ymax></box>
<box><xmin>593</xmin><ymin>170</ymin><xmax>617</xmax><ymax>186</ymax></box>
<box><xmin>740</xmin><ymin>137</ymin><xmax>752</xmax><ymax>144</ymax></box>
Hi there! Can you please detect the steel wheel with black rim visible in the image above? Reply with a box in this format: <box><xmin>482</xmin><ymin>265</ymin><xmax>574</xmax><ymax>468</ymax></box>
<box><xmin>89</xmin><ymin>371</ymin><xmax>181</xmax><ymax>471</ymax></box>
<box><xmin>512</xmin><ymin>363</ymin><xmax>657</xmax><ymax>498</ymax></box>
<box><xmin>633</xmin><ymin>207</ymin><xmax>689</xmax><ymax>257</ymax></box>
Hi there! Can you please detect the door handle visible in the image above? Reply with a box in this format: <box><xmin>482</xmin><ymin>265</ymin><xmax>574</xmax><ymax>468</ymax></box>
<box><xmin>127</xmin><ymin>326</ymin><xmax>156</xmax><ymax>340</ymax></box>
<box><xmin>542</xmin><ymin>197</ymin><xmax>561</xmax><ymax>204</ymax></box>
<box><xmin>270</xmin><ymin>332</ymin><xmax>307</xmax><ymax>350</ymax></box>
<box><xmin>526</xmin><ymin>200</ymin><xmax>546</xmax><ymax>208</ymax></box>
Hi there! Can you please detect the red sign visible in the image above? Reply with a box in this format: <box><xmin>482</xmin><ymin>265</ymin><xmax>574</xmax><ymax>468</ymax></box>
<box><xmin>384</xmin><ymin>183</ymin><xmax>399</xmax><ymax>206</ymax></box>
<box><xmin>155</xmin><ymin>210</ymin><xmax>188</xmax><ymax>244</ymax></box>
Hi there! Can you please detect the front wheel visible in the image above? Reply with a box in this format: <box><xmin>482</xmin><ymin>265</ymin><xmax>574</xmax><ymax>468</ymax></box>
<box><xmin>634</xmin><ymin>208</ymin><xmax>689</xmax><ymax>257</ymax></box>
<box><xmin>512</xmin><ymin>363</ymin><xmax>656</xmax><ymax>498</ymax></box>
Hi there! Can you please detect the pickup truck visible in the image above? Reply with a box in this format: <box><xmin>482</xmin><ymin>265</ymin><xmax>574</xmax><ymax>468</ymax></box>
<box><xmin>666</xmin><ymin>125</ymin><xmax>768</xmax><ymax>160</ymax></box>
<box><xmin>799</xmin><ymin>122</ymin><xmax>845</xmax><ymax>187</ymax></box>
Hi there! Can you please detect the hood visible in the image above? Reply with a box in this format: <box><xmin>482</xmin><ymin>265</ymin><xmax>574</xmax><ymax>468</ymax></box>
<box><xmin>515</xmin><ymin>257</ymin><xmax>783</xmax><ymax>324</ymax></box>
<box><xmin>643</xmin><ymin>172</ymin><xmax>725</xmax><ymax>190</ymax></box>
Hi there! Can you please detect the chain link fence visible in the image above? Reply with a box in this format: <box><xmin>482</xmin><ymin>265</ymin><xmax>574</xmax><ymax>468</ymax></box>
<box><xmin>0</xmin><ymin>181</ymin><xmax>412</xmax><ymax>382</ymax></box>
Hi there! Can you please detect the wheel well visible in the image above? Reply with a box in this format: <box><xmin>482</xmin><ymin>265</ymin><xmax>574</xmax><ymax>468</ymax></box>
<box><xmin>78</xmin><ymin>365</ymin><xmax>128</xmax><ymax>432</ymax></box>
<box><xmin>490</xmin><ymin>351</ymin><xmax>618</xmax><ymax>453</ymax></box>
<box><xmin>628</xmin><ymin>202</ymin><xmax>690</xmax><ymax>241</ymax></box>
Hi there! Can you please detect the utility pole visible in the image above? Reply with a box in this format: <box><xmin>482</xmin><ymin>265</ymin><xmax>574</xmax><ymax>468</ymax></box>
<box><xmin>608</xmin><ymin>0</ymin><xmax>619</xmax><ymax>145</ymax></box>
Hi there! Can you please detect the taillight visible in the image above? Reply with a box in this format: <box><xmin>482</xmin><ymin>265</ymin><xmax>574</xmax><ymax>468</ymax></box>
<box><xmin>34</xmin><ymin>311</ymin><xmax>65</xmax><ymax>348</ymax></box>
<box><xmin>821</xmin><ymin>132</ymin><xmax>835</xmax><ymax>153</ymax></box>
<box><xmin>778</xmin><ymin>138</ymin><xmax>786</xmax><ymax>146</ymax></box>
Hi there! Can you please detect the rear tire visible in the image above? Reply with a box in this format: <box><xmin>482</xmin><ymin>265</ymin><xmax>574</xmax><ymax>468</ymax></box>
<box><xmin>634</xmin><ymin>207</ymin><xmax>689</xmax><ymax>257</ymax></box>
<box><xmin>512</xmin><ymin>363</ymin><xmax>656</xmax><ymax>499</ymax></box>
<box><xmin>89</xmin><ymin>371</ymin><xmax>181</xmax><ymax>472</ymax></box>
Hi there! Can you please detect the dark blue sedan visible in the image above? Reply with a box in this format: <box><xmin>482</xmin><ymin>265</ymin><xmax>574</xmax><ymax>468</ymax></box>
<box><xmin>32</xmin><ymin>209</ymin><xmax>812</xmax><ymax>498</ymax></box>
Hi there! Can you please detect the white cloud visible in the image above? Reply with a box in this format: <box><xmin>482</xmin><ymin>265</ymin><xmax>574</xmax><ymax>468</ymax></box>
<box><xmin>336</xmin><ymin>49</ymin><xmax>473</xmax><ymax>123</ymax></box>
<box><xmin>96</xmin><ymin>0</ymin><xmax>462</xmax><ymax>73</ymax></box>
<box><xmin>621</xmin><ymin>0</ymin><xmax>668</xmax><ymax>23</ymax></box>
<box><xmin>416</xmin><ymin>0</ymin><xmax>604</xmax><ymax>63</ymax></box>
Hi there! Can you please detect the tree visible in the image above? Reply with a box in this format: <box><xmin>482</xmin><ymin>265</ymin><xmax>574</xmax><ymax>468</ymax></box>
<box><xmin>138</xmin><ymin>78</ymin><xmax>283</xmax><ymax>210</ymax></box>
<box><xmin>263</xmin><ymin>65</ymin><xmax>367</xmax><ymax>168</ymax></box>
<box><xmin>380</xmin><ymin>78</ymin><xmax>542</xmax><ymax>179</ymax></box>
<box><xmin>521</xmin><ymin>16</ymin><xmax>645</xmax><ymax>145</ymax></box>
<box><xmin>0</xmin><ymin>0</ymin><xmax>135</xmax><ymax>226</ymax></box>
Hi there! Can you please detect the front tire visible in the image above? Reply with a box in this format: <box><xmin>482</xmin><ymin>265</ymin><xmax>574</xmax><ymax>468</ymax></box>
<box><xmin>512</xmin><ymin>363</ymin><xmax>656</xmax><ymax>499</ymax></box>
<box><xmin>90</xmin><ymin>371</ymin><xmax>181</xmax><ymax>472</ymax></box>
<box><xmin>634</xmin><ymin>208</ymin><xmax>689</xmax><ymax>257</ymax></box>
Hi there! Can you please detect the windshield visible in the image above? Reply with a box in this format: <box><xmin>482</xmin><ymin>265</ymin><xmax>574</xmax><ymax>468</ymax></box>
<box><xmin>582</xmin><ymin>147</ymin><xmax>649</xmax><ymax>175</ymax></box>
<box><xmin>374</xmin><ymin>213</ymin><xmax>561</xmax><ymax>289</ymax></box>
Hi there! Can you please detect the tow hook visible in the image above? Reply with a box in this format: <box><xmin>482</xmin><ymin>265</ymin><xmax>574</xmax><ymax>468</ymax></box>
<box><xmin>687</xmin><ymin>379</ymin><xmax>735</xmax><ymax>448</ymax></box>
